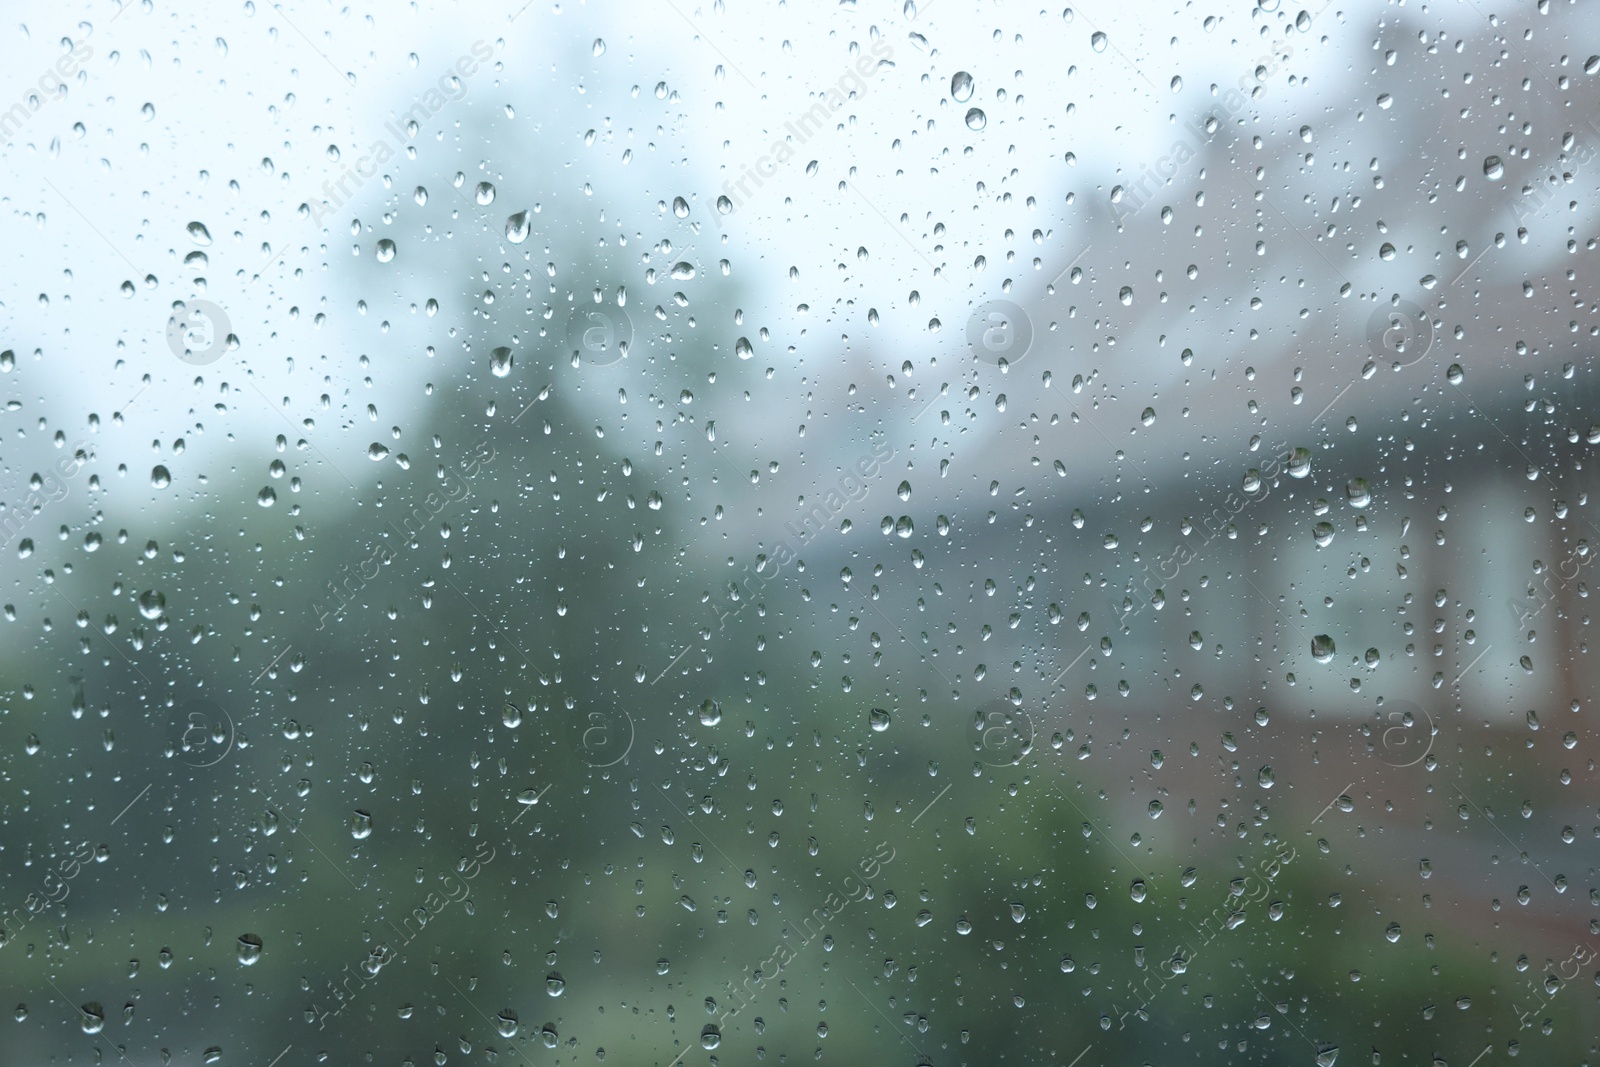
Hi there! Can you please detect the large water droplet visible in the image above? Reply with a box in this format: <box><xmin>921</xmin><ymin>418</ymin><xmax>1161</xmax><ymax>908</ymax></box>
<box><xmin>1483</xmin><ymin>155</ymin><xmax>1504</xmax><ymax>180</ymax></box>
<box><xmin>236</xmin><ymin>933</ymin><xmax>263</xmax><ymax>966</ymax></box>
<box><xmin>490</xmin><ymin>346</ymin><xmax>514</xmax><ymax>377</ymax></box>
<box><xmin>869</xmin><ymin>708</ymin><xmax>891</xmax><ymax>731</ymax></box>
<box><xmin>138</xmin><ymin>590</ymin><xmax>166</xmax><ymax>619</ymax></box>
<box><xmin>950</xmin><ymin>71</ymin><xmax>974</xmax><ymax>102</ymax></box>
<box><xmin>505</xmin><ymin>210</ymin><xmax>531</xmax><ymax>244</ymax></box>
<box><xmin>187</xmin><ymin>222</ymin><xmax>212</xmax><ymax>246</ymax></box>
<box><xmin>350</xmin><ymin>810</ymin><xmax>374</xmax><ymax>839</ymax></box>
<box><xmin>152</xmin><ymin>465</ymin><xmax>171</xmax><ymax>489</ymax></box>
<box><xmin>965</xmin><ymin>107</ymin><xmax>986</xmax><ymax>130</ymax></box>
<box><xmin>1311</xmin><ymin>634</ymin><xmax>1336</xmax><ymax>663</ymax></box>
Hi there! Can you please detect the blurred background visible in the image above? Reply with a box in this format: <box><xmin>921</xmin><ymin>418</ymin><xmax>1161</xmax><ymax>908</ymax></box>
<box><xmin>1</xmin><ymin>0</ymin><xmax>1597</xmax><ymax>1064</ymax></box>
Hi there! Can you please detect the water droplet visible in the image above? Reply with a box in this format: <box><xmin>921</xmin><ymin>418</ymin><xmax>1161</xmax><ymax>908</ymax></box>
<box><xmin>495</xmin><ymin>1010</ymin><xmax>519</xmax><ymax>1038</ymax></box>
<box><xmin>950</xmin><ymin>71</ymin><xmax>974</xmax><ymax>102</ymax></box>
<box><xmin>735</xmin><ymin>336</ymin><xmax>754</xmax><ymax>359</ymax></box>
<box><xmin>592</xmin><ymin>38</ymin><xmax>606</xmax><ymax>57</ymax></box>
<box><xmin>1257</xmin><ymin>765</ymin><xmax>1275</xmax><ymax>788</ymax></box>
<box><xmin>699</xmin><ymin>699</ymin><xmax>722</xmax><ymax>726</ymax></box>
<box><xmin>138</xmin><ymin>590</ymin><xmax>166</xmax><ymax>619</ymax></box>
<box><xmin>965</xmin><ymin>107</ymin><xmax>986</xmax><ymax>131</ymax></box>
<box><xmin>475</xmin><ymin>181</ymin><xmax>496</xmax><ymax>205</ymax></box>
<box><xmin>151</xmin><ymin>465</ymin><xmax>171</xmax><ymax>489</ymax></box>
<box><xmin>1483</xmin><ymin>155</ymin><xmax>1504</xmax><ymax>180</ymax></box>
<box><xmin>257</xmin><ymin>486</ymin><xmax>277</xmax><ymax>507</ymax></box>
<box><xmin>1346</xmin><ymin>478</ymin><xmax>1371</xmax><ymax>507</ymax></box>
<box><xmin>700</xmin><ymin>1025</ymin><xmax>721</xmax><ymax>1050</ymax></box>
<box><xmin>869</xmin><ymin>708</ymin><xmax>891</xmax><ymax>731</ymax></box>
<box><xmin>79</xmin><ymin>1003</ymin><xmax>105</xmax><ymax>1034</ymax></box>
<box><xmin>490</xmin><ymin>346</ymin><xmax>514</xmax><ymax>377</ymax></box>
<box><xmin>367</xmin><ymin>443</ymin><xmax>390</xmax><ymax>461</ymax></box>
<box><xmin>1287</xmin><ymin>448</ymin><xmax>1311</xmax><ymax>478</ymax></box>
<box><xmin>376</xmin><ymin>238</ymin><xmax>396</xmax><ymax>263</ymax></box>
<box><xmin>672</xmin><ymin>196</ymin><xmax>690</xmax><ymax>218</ymax></box>
<box><xmin>350</xmin><ymin>810</ymin><xmax>374</xmax><ymax>839</ymax></box>
<box><xmin>1090</xmin><ymin>30</ymin><xmax>1108</xmax><ymax>51</ymax></box>
<box><xmin>1311</xmin><ymin>635</ymin><xmax>1336</xmax><ymax>663</ymax></box>
<box><xmin>546</xmin><ymin>972</ymin><xmax>565</xmax><ymax>996</ymax></box>
<box><xmin>1313</xmin><ymin>521</ymin><xmax>1335</xmax><ymax>547</ymax></box>
<box><xmin>505</xmin><ymin>210</ymin><xmax>531</xmax><ymax>243</ymax></box>
<box><xmin>187</xmin><ymin>221</ymin><xmax>212</xmax><ymax>246</ymax></box>
<box><xmin>236</xmin><ymin>933</ymin><xmax>263</xmax><ymax>966</ymax></box>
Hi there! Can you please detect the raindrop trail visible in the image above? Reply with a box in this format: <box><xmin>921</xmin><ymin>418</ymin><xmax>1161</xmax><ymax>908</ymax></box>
<box><xmin>261</xmin><ymin>1046</ymin><xmax>294</xmax><ymax>1067</ymax></box>
<box><xmin>1052</xmin><ymin>642</ymin><xmax>1095</xmax><ymax>687</ymax></box>
<box><xmin>909</xmin><ymin>782</ymin><xmax>952</xmax><ymax>826</ymax></box>
<box><xmin>252</xmin><ymin>643</ymin><xmax>294</xmax><ymax>686</ymax></box>
<box><xmin>651</xmin><ymin>642</ymin><xmax>695</xmax><ymax>685</ymax></box>
<box><xmin>1048</xmin><ymin>244</ymin><xmax>1093</xmax><ymax>290</ymax></box>
<box><xmin>1310</xmin><ymin>782</ymin><xmax>1354</xmax><ymax>826</ymax></box>
<box><xmin>510</xmin><ymin>784</ymin><xmax>553</xmax><ymax>825</ymax></box>
<box><xmin>109</xmin><ymin>783</ymin><xmax>152</xmax><ymax>826</ymax></box>
<box><xmin>1449</xmin><ymin>643</ymin><xmax>1493</xmax><ymax>688</ymax></box>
